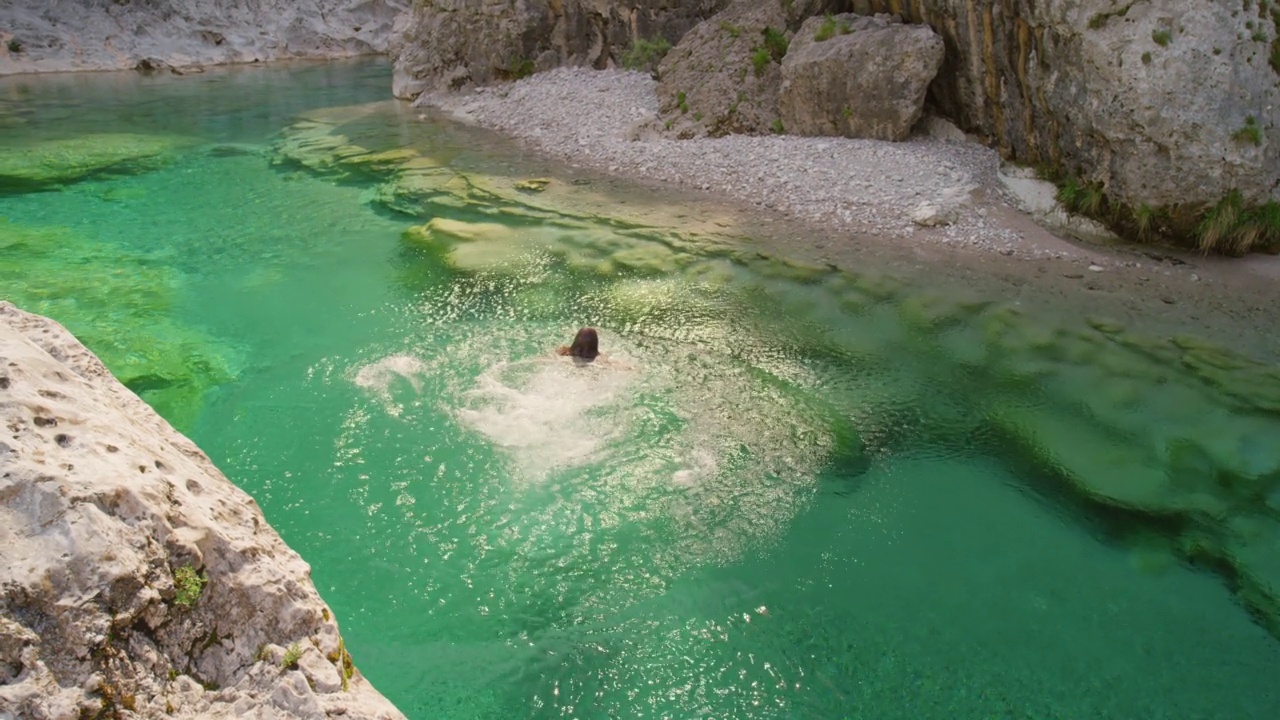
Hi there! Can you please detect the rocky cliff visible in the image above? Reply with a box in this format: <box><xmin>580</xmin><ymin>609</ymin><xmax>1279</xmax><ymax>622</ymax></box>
<box><xmin>0</xmin><ymin>303</ymin><xmax>406</xmax><ymax>720</ymax></box>
<box><xmin>0</xmin><ymin>0</ymin><xmax>408</xmax><ymax>75</ymax></box>
<box><xmin>393</xmin><ymin>0</ymin><xmax>1280</xmax><ymax>251</ymax></box>
<box><xmin>388</xmin><ymin>0</ymin><xmax>731</xmax><ymax>98</ymax></box>
<box><xmin>847</xmin><ymin>0</ymin><xmax>1280</xmax><ymax>245</ymax></box>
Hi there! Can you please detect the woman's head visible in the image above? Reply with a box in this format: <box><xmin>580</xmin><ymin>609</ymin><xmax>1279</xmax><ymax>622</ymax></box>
<box><xmin>567</xmin><ymin>327</ymin><xmax>599</xmax><ymax>360</ymax></box>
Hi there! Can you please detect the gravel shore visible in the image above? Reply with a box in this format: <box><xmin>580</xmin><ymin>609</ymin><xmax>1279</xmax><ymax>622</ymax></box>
<box><xmin>418</xmin><ymin>67</ymin><xmax>1040</xmax><ymax>256</ymax></box>
<box><xmin>415</xmin><ymin>66</ymin><xmax>1280</xmax><ymax>361</ymax></box>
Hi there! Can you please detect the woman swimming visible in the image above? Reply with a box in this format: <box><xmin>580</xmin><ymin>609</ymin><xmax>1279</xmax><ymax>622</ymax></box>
<box><xmin>557</xmin><ymin>327</ymin><xmax>600</xmax><ymax>362</ymax></box>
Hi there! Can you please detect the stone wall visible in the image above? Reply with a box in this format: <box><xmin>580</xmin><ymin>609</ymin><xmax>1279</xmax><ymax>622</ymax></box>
<box><xmin>0</xmin><ymin>0</ymin><xmax>408</xmax><ymax>75</ymax></box>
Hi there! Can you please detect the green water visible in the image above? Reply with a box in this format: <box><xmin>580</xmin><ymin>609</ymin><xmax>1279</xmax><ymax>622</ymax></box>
<box><xmin>3</xmin><ymin>60</ymin><xmax>1280</xmax><ymax>719</ymax></box>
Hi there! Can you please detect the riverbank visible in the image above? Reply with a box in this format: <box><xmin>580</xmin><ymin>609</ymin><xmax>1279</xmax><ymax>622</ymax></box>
<box><xmin>0</xmin><ymin>0</ymin><xmax>406</xmax><ymax>76</ymax></box>
<box><xmin>416</xmin><ymin>66</ymin><xmax>1280</xmax><ymax>362</ymax></box>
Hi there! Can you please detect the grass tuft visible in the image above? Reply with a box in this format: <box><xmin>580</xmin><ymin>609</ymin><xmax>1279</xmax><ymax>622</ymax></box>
<box><xmin>506</xmin><ymin>56</ymin><xmax>534</xmax><ymax>80</ymax></box>
<box><xmin>621</xmin><ymin>37</ymin><xmax>672</xmax><ymax>73</ymax></box>
<box><xmin>1152</xmin><ymin>29</ymin><xmax>1172</xmax><ymax>46</ymax></box>
<box><xmin>1232</xmin><ymin>115</ymin><xmax>1262</xmax><ymax>146</ymax></box>
<box><xmin>762</xmin><ymin>27</ymin><xmax>789</xmax><ymax>62</ymax></box>
<box><xmin>750</xmin><ymin>46</ymin><xmax>771</xmax><ymax>76</ymax></box>
<box><xmin>1198</xmin><ymin>192</ymin><xmax>1280</xmax><ymax>255</ymax></box>
<box><xmin>1133</xmin><ymin>204</ymin><xmax>1155</xmax><ymax>239</ymax></box>
<box><xmin>815</xmin><ymin>15</ymin><xmax>838</xmax><ymax>41</ymax></box>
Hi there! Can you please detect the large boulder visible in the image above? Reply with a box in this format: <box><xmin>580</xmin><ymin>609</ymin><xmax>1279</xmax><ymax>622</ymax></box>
<box><xmin>847</xmin><ymin>0</ymin><xmax>1280</xmax><ymax>214</ymax></box>
<box><xmin>0</xmin><ymin>303</ymin><xmax>405</xmax><ymax>719</ymax></box>
<box><xmin>389</xmin><ymin>0</ymin><xmax>731</xmax><ymax>98</ymax></box>
<box><xmin>0</xmin><ymin>0</ymin><xmax>407</xmax><ymax>75</ymax></box>
<box><xmin>779</xmin><ymin>14</ymin><xmax>944</xmax><ymax>141</ymax></box>
<box><xmin>654</xmin><ymin>0</ymin><xmax>790</xmax><ymax>138</ymax></box>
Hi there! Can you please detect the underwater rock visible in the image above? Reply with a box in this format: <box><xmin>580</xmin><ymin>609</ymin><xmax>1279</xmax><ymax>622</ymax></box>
<box><xmin>0</xmin><ymin>133</ymin><xmax>192</xmax><ymax>191</ymax></box>
<box><xmin>1224</xmin><ymin>518</ymin><xmax>1280</xmax><ymax>639</ymax></box>
<box><xmin>0</xmin><ymin>302</ymin><xmax>406</xmax><ymax>720</ymax></box>
<box><xmin>0</xmin><ymin>219</ymin><xmax>236</xmax><ymax>431</ymax></box>
<box><xmin>515</xmin><ymin>177</ymin><xmax>552</xmax><ymax>192</ymax></box>
<box><xmin>989</xmin><ymin>403</ymin><xmax>1224</xmax><ymax>516</ymax></box>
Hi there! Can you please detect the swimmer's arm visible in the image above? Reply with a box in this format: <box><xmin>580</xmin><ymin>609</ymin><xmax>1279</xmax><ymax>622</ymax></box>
<box><xmin>600</xmin><ymin>355</ymin><xmax>637</xmax><ymax>371</ymax></box>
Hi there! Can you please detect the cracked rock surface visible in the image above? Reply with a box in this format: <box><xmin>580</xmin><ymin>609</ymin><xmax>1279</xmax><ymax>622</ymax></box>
<box><xmin>0</xmin><ymin>302</ymin><xmax>405</xmax><ymax>720</ymax></box>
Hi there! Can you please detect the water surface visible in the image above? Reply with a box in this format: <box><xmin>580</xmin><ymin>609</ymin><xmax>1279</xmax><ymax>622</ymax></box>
<box><xmin>3</xmin><ymin>59</ymin><xmax>1279</xmax><ymax>719</ymax></box>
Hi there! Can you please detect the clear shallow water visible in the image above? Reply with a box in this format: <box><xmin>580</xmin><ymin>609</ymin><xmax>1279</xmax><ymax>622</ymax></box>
<box><xmin>3</xmin><ymin>60</ymin><xmax>1280</xmax><ymax>719</ymax></box>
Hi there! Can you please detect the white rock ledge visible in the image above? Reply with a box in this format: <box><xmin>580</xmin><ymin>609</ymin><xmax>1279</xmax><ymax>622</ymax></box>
<box><xmin>0</xmin><ymin>302</ymin><xmax>405</xmax><ymax>720</ymax></box>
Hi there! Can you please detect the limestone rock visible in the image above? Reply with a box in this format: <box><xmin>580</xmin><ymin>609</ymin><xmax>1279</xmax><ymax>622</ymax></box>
<box><xmin>389</xmin><ymin>0</ymin><xmax>731</xmax><ymax>98</ymax></box>
<box><xmin>655</xmin><ymin>0</ymin><xmax>789</xmax><ymax>138</ymax></box>
<box><xmin>848</xmin><ymin>0</ymin><xmax>1280</xmax><ymax>212</ymax></box>
<box><xmin>910</xmin><ymin>201</ymin><xmax>957</xmax><ymax>227</ymax></box>
<box><xmin>0</xmin><ymin>303</ymin><xmax>405</xmax><ymax>720</ymax></box>
<box><xmin>0</xmin><ymin>1</ymin><xmax>408</xmax><ymax>75</ymax></box>
<box><xmin>779</xmin><ymin>14</ymin><xmax>944</xmax><ymax>141</ymax></box>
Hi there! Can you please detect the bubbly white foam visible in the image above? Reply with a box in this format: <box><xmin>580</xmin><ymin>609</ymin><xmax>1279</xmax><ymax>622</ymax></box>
<box><xmin>351</xmin><ymin>354</ymin><xmax>430</xmax><ymax>416</ymax></box>
<box><xmin>455</xmin><ymin>358</ymin><xmax>634</xmax><ymax>479</ymax></box>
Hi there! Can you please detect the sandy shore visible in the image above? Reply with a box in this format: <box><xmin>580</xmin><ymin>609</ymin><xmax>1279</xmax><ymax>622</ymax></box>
<box><xmin>416</xmin><ymin>67</ymin><xmax>1280</xmax><ymax>361</ymax></box>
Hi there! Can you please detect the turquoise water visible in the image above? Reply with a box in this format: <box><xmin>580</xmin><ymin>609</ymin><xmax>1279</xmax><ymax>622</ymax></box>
<box><xmin>3</xmin><ymin>60</ymin><xmax>1280</xmax><ymax>718</ymax></box>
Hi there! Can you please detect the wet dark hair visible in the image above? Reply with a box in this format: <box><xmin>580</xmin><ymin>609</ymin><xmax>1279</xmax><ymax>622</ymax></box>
<box><xmin>566</xmin><ymin>327</ymin><xmax>599</xmax><ymax>360</ymax></box>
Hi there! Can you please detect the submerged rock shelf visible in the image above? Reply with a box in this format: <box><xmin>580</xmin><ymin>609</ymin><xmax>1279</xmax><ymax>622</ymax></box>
<box><xmin>266</xmin><ymin>106</ymin><xmax>1280</xmax><ymax>642</ymax></box>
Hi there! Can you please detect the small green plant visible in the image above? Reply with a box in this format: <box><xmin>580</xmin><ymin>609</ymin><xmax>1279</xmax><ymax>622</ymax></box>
<box><xmin>1152</xmin><ymin>29</ymin><xmax>1172</xmax><ymax>46</ymax></box>
<box><xmin>842</xmin><ymin>105</ymin><xmax>854</xmax><ymax>119</ymax></box>
<box><xmin>506</xmin><ymin>56</ymin><xmax>535</xmax><ymax>80</ymax></box>
<box><xmin>1141</xmin><ymin>51</ymin><xmax>1152</xmax><ymax>64</ymax></box>
<box><xmin>676</xmin><ymin>90</ymin><xmax>688</xmax><ymax>114</ymax></box>
<box><xmin>1197</xmin><ymin>191</ymin><xmax>1280</xmax><ymax>255</ymax></box>
<box><xmin>1254</xmin><ymin>30</ymin><xmax>1269</xmax><ymax>42</ymax></box>
<box><xmin>664</xmin><ymin>118</ymin><xmax>674</xmax><ymax>130</ymax></box>
<box><xmin>6</xmin><ymin>39</ymin><xmax>21</xmax><ymax>54</ymax></box>
<box><xmin>621</xmin><ymin>36</ymin><xmax>672</xmax><ymax>72</ymax></box>
<box><xmin>815</xmin><ymin>14</ymin><xmax>838</xmax><ymax>41</ymax></box>
<box><xmin>282</xmin><ymin>642</ymin><xmax>303</xmax><ymax>670</ymax></box>
<box><xmin>750</xmin><ymin>46</ymin><xmax>771</xmax><ymax>76</ymax></box>
<box><xmin>1056</xmin><ymin>177</ymin><xmax>1106</xmax><ymax>217</ymax></box>
<box><xmin>336</xmin><ymin>636</ymin><xmax>353</xmax><ymax>691</ymax></box>
<box><xmin>771</xmin><ymin>118</ymin><xmax>785</xmax><ymax>134</ymax></box>
<box><xmin>693</xmin><ymin>111</ymin><xmax>703</xmax><ymax>121</ymax></box>
<box><xmin>1133</xmin><ymin>204</ymin><xmax>1155</xmax><ymax>239</ymax></box>
<box><xmin>173</xmin><ymin>565</ymin><xmax>206</xmax><ymax>608</ymax></box>
<box><xmin>762</xmin><ymin>27</ymin><xmax>789</xmax><ymax>62</ymax></box>
<box><xmin>720</xmin><ymin>21</ymin><xmax>743</xmax><ymax>39</ymax></box>
<box><xmin>1088</xmin><ymin>14</ymin><xmax>1107</xmax><ymax>30</ymax></box>
<box><xmin>1233</xmin><ymin>115</ymin><xmax>1262</xmax><ymax>145</ymax></box>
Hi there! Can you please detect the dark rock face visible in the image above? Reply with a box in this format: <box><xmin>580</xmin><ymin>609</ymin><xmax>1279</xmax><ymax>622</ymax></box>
<box><xmin>389</xmin><ymin>0</ymin><xmax>732</xmax><ymax>99</ymax></box>
<box><xmin>779</xmin><ymin>14</ymin><xmax>944</xmax><ymax>141</ymax></box>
